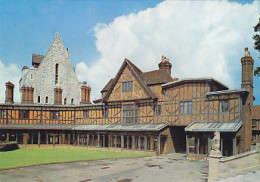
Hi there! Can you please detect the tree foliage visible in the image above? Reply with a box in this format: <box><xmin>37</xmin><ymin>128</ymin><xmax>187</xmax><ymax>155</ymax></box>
<box><xmin>253</xmin><ymin>17</ymin><xmax>260</xmax><ymax>76</ymax></box>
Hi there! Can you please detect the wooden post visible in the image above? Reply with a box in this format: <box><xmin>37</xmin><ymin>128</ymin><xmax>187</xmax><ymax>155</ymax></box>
<box><xmin>59</xmin><ymin>134</ymin><xmax>62</xmax><ymax>145</ymax></box>
<box><xmin>132</xmin><ymin>136</ymin><xmax>135</xmax><ymax>149</ymax></box>
<box><xmin>144</xmin><ymin>136</ymin><xmax>147</xmax><ymax>150</ymax></box>
<box><xmin>77</xmin><ymin>134</ymin><xmax>80</xmax><ymax>145</ymax></box>
<box><xmin>46</xmin><ymin>134</ymin><xmax>49</xmax><ymax>144</ymax></box>
<box><xmin>38</xmin><ymin>131</ymin><xmax>41</xmax><ymax>147</ymax></box>
<box><xmin>138</xmin><ymin>136</ymin><xmax>141</xmax><ymax>150</ymax></box>
<box><xmin>108</xmin><ymin>135</ymin><xmax>111</xmax><ymax>148</ymax></box>
<box><xmin>53</xmin><ymin>134</ymin><xmax>56</xmax><ymax>147</ymax></box>
<box><xmin>23</xmin><ymin>133</ymin><xmax>27</xmax><ymax>147</ymax></box>
<box><xmin>150</xmin><ymin>137</ymin><xmax>154</xmax><ymax>151</ymax></box>
<box><xmin>158</xmin><ymin>135</ymin><xmax>161</xmax><ymax>155</ymax></box>
<box><xmin>97</xmin><ymin>134</ymin><xmax>100</xmax><ymax>147</ymax></box>
<box><xmin>92</xmin><ymin>135</ymin><xmax>95</xmax><ymax>146</ymax></box>
<box><xmin>121</xmin><ymin>135</ymin><xmax>124</xmax><ymax>149</ymax></box>
<box><xmin>31</xmin><ymin>134</ymin><xmax>34</xmax><ymax>144</ymax></box>
<box><xmin>62</xmin><ymin>133</ymin><xmax>65</xmax><ymax>145</ymax></box>
<box><xmin>73</xmin><ymin>133</ymin><xmax>75</xmax><ymax>145</ymax></box>
<box><xmin>68</xmin><ymin>134</ymin><xmax>71</xmax><ymax>145</ymax></box>
<box><xmin>208</xmin><ymin>136</ymin><xmax>211</xmax><ymax>154</ymax></box>
<box><xmin>87</xmin><ymin>134</ymin><xmax>89</xmax><ymax>147</ymax></box>
<box><xmin>127</xmin><ymin>136</ymin><xmax>129</xmax><ymax>149</ymax></box>
<box><xmin>221</xmin><ymin>139</ymin><xmax>223</xmax><ymax>156</ymax></box>
<box><xmin>103</xmin><ymin>135</ymin><xmax>105</xmax><ymax>147</ymax></box>
<box><xmin>186</xmin><ymin>134</ymin><xmax>189</xmax><ymax>156</ymax></box>
<box><xmin>233</xmin><ymin>136</ymin><xmax>237</xmax><ymax>156</ymax></box>
<box><xmin>114</xmin><ymin>135</ymin><xmax>117</xmax><ymax>148</ymax></box>
<box><xmin>16</xmin><ymin>133</ymin><xmax>18</xmax><ymax>142</ymax></box>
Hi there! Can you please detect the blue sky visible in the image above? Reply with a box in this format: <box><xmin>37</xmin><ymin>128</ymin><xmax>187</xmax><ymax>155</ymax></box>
<box><xmin>0</xmin><ymin>0</ymin><xmax>259</xmax><ymax>105</ymax></box>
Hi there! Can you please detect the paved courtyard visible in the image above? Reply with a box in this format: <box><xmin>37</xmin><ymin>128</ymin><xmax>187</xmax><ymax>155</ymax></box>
<box><xmin>0</xmin><ymin>153</ymin><xmax>208</xmax><ymax>182</ymax></box>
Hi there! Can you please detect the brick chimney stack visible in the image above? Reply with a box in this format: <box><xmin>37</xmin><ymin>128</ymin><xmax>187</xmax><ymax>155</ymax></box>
<box><xmin>5</xmin><ymin>82</ymin><xmax>14</xmax><ymax>104</ymax></box>
<box><xmin>241</xmin><ymin>47</ymin><xmax>254</xmax><ymax>152</ymax></box>
<box><xmin>54</xmin><ymin>87</ymin><xmax>62</xmax><ymax>105</ymax></box>
<box><xmin>21</xmin><ymin>86</ymin><xmax>34</xmax><ymax>104</ymax></box>
<box><xmin>80</xmin><ymin>82</ymin><xmax>91</xmax><ymax>104</ymax></box>
<box><xmin>158</xmin><ymin>55</ymin><xmax>172</xmax><ymax>75</ymax></box>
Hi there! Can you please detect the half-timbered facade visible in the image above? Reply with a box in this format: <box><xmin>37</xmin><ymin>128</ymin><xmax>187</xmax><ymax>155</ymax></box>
<box><xmin>0</xmin><ymin>47</ymin><xmax>259</xmax><ymax>156</ymax></box>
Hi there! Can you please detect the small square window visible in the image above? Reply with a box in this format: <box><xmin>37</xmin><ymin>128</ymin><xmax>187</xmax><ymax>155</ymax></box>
<box><xmin>19</xmin><ymin>110</ymin><xmax>29</xmax><ymax>119</ymax></box>
<box><xmin>50</xmin><ymin>111</ymin><xmax>59</xmax><ymax>120</ymax></box>
<box><xmin>83</xmin><ymin>110</ymin><xmax>89</xmax><ymax>118</ymax></box>
<box><xmin>122</xmin><ymin>81</ymin><xmax>133</xmax><ymax>92</ymax></box>
<box><xmin>220</xmin><ymin>100</ymin><xmax>229</xmax><ymax>113</ymax></box>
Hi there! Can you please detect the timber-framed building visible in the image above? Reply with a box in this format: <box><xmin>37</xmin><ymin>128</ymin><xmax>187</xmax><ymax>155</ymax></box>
<box><xmin>0</xmin><ymin>35</ymin><xmax>259</xmax><ymax>158</ymax></box>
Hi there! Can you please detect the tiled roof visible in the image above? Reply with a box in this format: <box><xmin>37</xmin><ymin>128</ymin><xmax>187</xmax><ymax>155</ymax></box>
<box><xmin>101</xmin><ymin>78</ymin><xmax>115</xmax><ymax>92</ymax></box>
<box><xmin>32</xmin><ymin>54</ymin><xmax>45</xmax><ymax>65</ymax></box>
<box><xmin>252</xmin><ymin>105</ymin><xmax>260</xmax><ymax>120</ymax></box>
<box><xmin>0</xmin><ymin>123</ymin><xmax>168</xmax><ymax>132</ymax></box>
<box><xmin>162</xmin><ymin>77</ymin><xmax>229</xmax><ymax>90</ymax></box>
<box><xmin>185</xmin><ymin>120</ymin><xmax>243</xmax><ymax>132</ymax></box>
<box><xmin>142</xmin><ymin>70</ymin><xmax>176</xmax><ymax>85</ymax></box>
<box><xmin>101</xmin><ymin>59</ymin><xmax>175</xmax><ymax>101</ymax></box>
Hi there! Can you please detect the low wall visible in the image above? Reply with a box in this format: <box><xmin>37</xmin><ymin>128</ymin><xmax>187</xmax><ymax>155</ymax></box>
<box><xmin>219</xmin><ymin>150</ymin><xmax>260</xmax><ymax>179</ymax></box>
<box><xmin>208</xmin><ymin>145</ymin><xmax>260</xmax><ymax>182</ymax></box>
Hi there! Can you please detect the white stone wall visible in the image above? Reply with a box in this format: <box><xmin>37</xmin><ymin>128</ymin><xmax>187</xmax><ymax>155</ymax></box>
<box><xmin>19</xmin><ymin>34</ymin><xmax>81</xmax><ymax>105</ymax></box>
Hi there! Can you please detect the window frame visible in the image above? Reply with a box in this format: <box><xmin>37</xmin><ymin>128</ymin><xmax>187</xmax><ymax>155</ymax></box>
<box><xmin>219</xmin><ymin>100</ymin><xmax>229</xmax><ymax>113</ymax></box>
<box><xmin>122</xmin><ymin>81</ymin><xmax>133</xmax><ymax>92</ymax></box>
<box><xmin>179</xmin><ymin>100</ymin><xmax>193</xmax><ymax>115</ymax></box>
<box><xmin>154</xmin><ymin>105</ymin><xmax>162</xmax><ymax>117</ymax></box>
<box><xmin>83</xmin><ymin>110</ymin><xmax>89</xmax><ymax>119</ymax></box>
<box><xmin>50</xmin><ymin>111</ymin><xmax>60</xmax><ymax>120</ymax></box>
<box><xmin>19</xmin><ymin>110</ymin><xmax>30</xmax><ymax>119</ymax></box>
<box><xmin>122</xmin><ymin>104</ymin><xmax>139</xmax><ymax>124</ymax></box>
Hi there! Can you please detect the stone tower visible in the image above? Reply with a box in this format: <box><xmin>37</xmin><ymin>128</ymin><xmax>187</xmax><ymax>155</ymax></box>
<box><xmin>241</xmin><ymin>47</ymin><xmax>254</xmax><ymax>151</ymax></box>
<box><xmin>158</xmin><ymin>55</ymin><xmax>172</xmax><ymax>75</ymax></box>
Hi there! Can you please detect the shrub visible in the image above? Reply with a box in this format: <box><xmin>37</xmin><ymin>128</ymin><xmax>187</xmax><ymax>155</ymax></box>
<box><xmin>0</xmin><ymin>141</ymin><xmax>19</xmax><ymax>151</ymax></box>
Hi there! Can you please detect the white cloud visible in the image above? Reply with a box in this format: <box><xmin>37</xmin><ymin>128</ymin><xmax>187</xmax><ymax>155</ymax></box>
<box><xmin>76</xmin><ymin>0</ymin><xmax>260</xmax><ymax>101</ymax></box>
<box><xmin>0</xmin><ymin>61</ymin><xmax>21</xmax><ymax>103</ymax></box>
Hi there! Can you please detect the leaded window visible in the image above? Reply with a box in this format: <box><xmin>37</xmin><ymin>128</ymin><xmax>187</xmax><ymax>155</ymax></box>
<box><xmin>102</xmin><ymin>107</ymin><xmax>108</xmax><ymax>118</ymax></box>
<box><xmin>179</xmin><ymin>101</ymin><xmax>193</xmax><ymax>115</ymax></box>
<box><xmin>122</xmin><ymin>81</ymin><xmax>133</xmax><ymax>92</ymax></box>
<box><xmin>219</xmin><ymin>100</ymin><xmax>229</xmax><ymax>113</ymax></box>
<box><xmin>19</xmin><ymin>110</ymin><xmax>29</xmax><ymax>119</ymax></box>
<box><xmin>50</xmin><ymin>111</ymin><xmax>59</xmax><ymax>120</ymax></box>
<box><xmin>154</xmin><ymin>105</ymin><xmax>162</xmax><ymax>116</ymax></box>
<box><xmin>122</xmin><ymin>105</ymin><xmax>139</xmax><ymax>124</ymax></box>
<box><xmin>83</xmin><ymin>110</ymin><xmax>89</xmax><ymax>118</ymax></box>
<box><xmin>55</xmin><ymin>64</ymin><xmax>59</xmax><ymax>84</ymax></box>
<box><xmin>0</xmin><ymin>110</ymin><xmax>7</xmax><ymax>119</ymax></box>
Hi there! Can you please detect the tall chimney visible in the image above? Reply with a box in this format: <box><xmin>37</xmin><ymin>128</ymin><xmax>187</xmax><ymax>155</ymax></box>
<box><xmin>158</xmin><ymin>55</ymin><xmax>172</xmax><ymax>75</ymax></box>
<box><xmin>241</xmin><ymin>47</ymin><xmax>254</xmax><ymax>151</ymax></box>
<box><xmin>54</xmin><ymin>87</ymin><xmax>62</xmax><ymax>105</ymax></box>
<box><xmin>80</xmin><ymin>83</ymin><xmax>91</xmax><ymax>104</ymax></box>
<box><xmin>21</xmin><ymin>86</ymin><xmax>34</xmax><ymax>104</ymax></box>
<box><xmin>5</xmin><ymin>82</ymin><xmax>14</xmax><ymax>104</ymax></box>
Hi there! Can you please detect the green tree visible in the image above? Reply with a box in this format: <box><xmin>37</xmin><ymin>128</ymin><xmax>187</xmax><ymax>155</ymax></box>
<box><xmin>253</xmin><ymin>17</ymin><xmax>260</xmax><ymax>76</ymax></box>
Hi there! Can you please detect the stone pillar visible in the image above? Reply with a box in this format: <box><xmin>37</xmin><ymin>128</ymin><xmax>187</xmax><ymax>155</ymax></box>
<box><xmin>52</xmin><ymin>134</ymin><xmax>56</xmax><ymax>147</ymax></box>
<box><xmin>62</xmin><ymin>133</ymin><xmax>65</xmax><ymax>145</ymax></box>
<box><xmin>196</xmin><ymin>137</ymin><xmax>200</xmax><ymax>154</ymax></box>
<box><xmin>5</xmin><ymin>82</ymin><xmax>14</xmax><ymax>104</ymax></box>
<box><xmin>38</xmin><ymin>131</ymin><xmax>41</xmax><ymax>147</ymax></box>
<box><xmin>208</xmin><ymin>150</ymin><xmax>222</xmax><ymax>182</ymax></box>
<box><xmin>186</xmin><ymin>135</ymin><xmax>189</xmax><ymax>156</ymax></box>
<box><xmin>121</xmin><ymin>135</ymin><xmax>124</xmax><ymax>149</ymax></box>
<box><xmin>92</xmin><ymin>135</ymin><xmax>95</xmax><ymax>146</ymax></box>
<box><xmin>144</xmin><ymin>136</ymin><xmax>147</xmax><ymax>150</ymax></box>
<box><xmin>132</xmin><ymin>136</ymin><xmax>135</xmax><ymax>149</ymax></box>
<box><xmin>23</xmin><ymin>133</ymin><xmax>27</xmax><ymax>146</ymax></box>
<box><xmin>208</xmin><ymin>136</ymin><xmax>211</xmax><ymax>154</ymax></box>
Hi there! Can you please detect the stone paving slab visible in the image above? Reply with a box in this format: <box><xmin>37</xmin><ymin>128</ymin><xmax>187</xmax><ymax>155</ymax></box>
<box><xmin>0</xmin><ymin>153</ymin><xmax>208</xmax><ymax>182</ymax></box>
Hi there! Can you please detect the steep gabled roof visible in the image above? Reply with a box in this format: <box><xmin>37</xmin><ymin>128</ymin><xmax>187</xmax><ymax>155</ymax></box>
<box><xmin>101</xmin><ymin>78</ymin><xmax>115</xmax><ymax>93</ymax></box>
<box><xmin>102</xmin><ymin>59</ymin><xmax>157</xmax><ymax>102</ymax></box>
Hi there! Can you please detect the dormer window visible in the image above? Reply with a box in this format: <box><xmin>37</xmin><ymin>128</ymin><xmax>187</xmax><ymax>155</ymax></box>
<box><xmin>55</xmin><ymin>64</ymin><xmax>59</xmax><ymax>84</ymax></box>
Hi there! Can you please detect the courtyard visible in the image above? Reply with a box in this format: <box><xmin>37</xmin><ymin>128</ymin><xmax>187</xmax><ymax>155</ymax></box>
<box><xmin>0</xmin><ymin>151</ymin><xmax>208</xmax><ymax>182</ymax></box>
